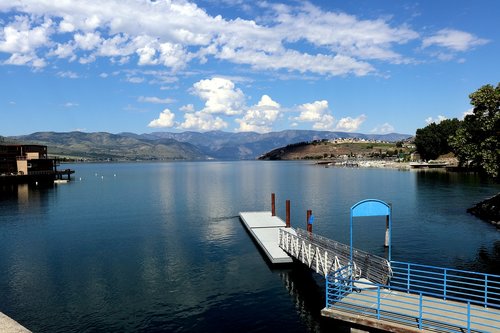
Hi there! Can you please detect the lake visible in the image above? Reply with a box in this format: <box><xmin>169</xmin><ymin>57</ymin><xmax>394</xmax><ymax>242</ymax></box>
<box><xmin>1</xmin><ymin>161</ymin><xmax>499</xmax><ymax>332</ymax></box>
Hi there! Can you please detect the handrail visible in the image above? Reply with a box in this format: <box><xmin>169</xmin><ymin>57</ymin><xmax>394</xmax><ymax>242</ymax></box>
<box><xmin>327</xmin><ymin>269</ymin><xmax>500</xmax><ymax>332</ymax></box>
<box><xmin>390</xmin><ymin>261</ymin><xmax>500</xmax><ymax>308</ymax></box>
<box><xmin>279</xmin><ymin>228</ymin><xmax>392</xmax><ymax>283</ymax></box>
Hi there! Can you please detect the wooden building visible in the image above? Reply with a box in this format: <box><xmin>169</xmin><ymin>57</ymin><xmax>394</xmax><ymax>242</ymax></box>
<box><xmin>0</xmin><ymin>144</ymin><xmax>73</xmax><ymax>184</ymax></box>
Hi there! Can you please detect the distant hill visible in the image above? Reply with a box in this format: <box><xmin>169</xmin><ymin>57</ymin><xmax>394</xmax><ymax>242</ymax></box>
<box><xmin>258</xmin><ymin>139</ymin><xmax>410</xmax><ymax>160</ymax></box>
<box><xmin>10</xmin><ymin>131</ymin><xmax>207</xmax><ymax>161</ymax></box>
<box><xmin>132</xmin><ymin>130</ymin><xmax>412</xmax><ymax>159</ymax></box>
<box><xmin>7</xmin><ymin>130</ymin><xmax>412</xmax><ymax>161</ymax></box>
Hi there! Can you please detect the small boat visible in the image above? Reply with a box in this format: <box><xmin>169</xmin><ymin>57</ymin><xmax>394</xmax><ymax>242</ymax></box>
<box><xmin>410</xmin><ymin>161</ymin><xmax>447</xmax><ymax>169</ymax></box>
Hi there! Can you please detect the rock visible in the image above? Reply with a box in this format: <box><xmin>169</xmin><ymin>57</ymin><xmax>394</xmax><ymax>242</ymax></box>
<box><xmin>467</xmin><ymin>193</ymin><xmax>500</xmax><ymax>224</ymax></box>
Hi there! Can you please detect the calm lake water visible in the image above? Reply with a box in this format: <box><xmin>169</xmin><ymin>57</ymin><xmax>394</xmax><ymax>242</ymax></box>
<box><xmin>1</xmin><ymin>161</ymin><xmax>499</xmax><ymax>332</ymax></box>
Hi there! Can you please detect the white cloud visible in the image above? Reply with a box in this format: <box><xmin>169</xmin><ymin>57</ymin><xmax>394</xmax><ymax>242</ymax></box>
<box><xmin>294</xmin><ymin>100</ymin><xmax>336</xmax><ymax>129</ymax></box>
<box><xmin>191</xmin><ymin>77</ymin><xmax>245</xmax><ymax>116</ymax></box>
<box><xmin>425</xmin><ymin>115</ymin><xmax>447</xmax><ymax>124</ymax></box>
<box><xmin>422</xmin><ymin>29</ymin><xmax>489</xmax><ymax>52</ymax></box>
<box><xmin>462</xmin><ymin>108</ymin><xmax>473</xmax><ymax>119</ymax></box>
<box><xmin>49</xmin><ymin>42</ymin><xmax>76</xmax><ymax>60</ymax></box>
<box><xmin>74</xmin><ymin>31</ymin><xmax>101</xmax><ymax>50</ymax></box>
<box><xmin>126</xmin><ymin>76</ymin><xmax>144</xmax><ymax>83</ymax></box>
<box><xmin>180</xmin><ymin>104</ymin><xmax>195</xmax><ymax>112</ymax></box>
<box><xmin>2</xmin><ymin>1</ymin><xmax>485</xmax><ymax>76</ymax></box>
<box><xmin>63</xmin><ymin>102</ymin><xmax>79</xmax><ymax>108</ymax></box>
<box><xmin>57</xmin><ymin>71</ymin><xmax>79</xmax><ymax>79</ymax></box>
<box><xmin>371</xmin><ymin>122</ymin><xmax>395</xmax><ymax>134</ymax></box>
<box><xmin>236</xmin><ymin>95</ymin><xmax>281</xmax><ymax>133</ymax></box>
<box><xmin>148</xmin><ymin>108</ymin><xmax>175</xmax><ymax>128</ymax></box>
<box><xmin>179</xmin><ymin>112</ymin><xmax>228</xmax><ymax>131</ymax></box>
<box><xmin>0</xmin><ymin>15</ymin><xmax>52</xmax><ymax>67</ymax></box>
<box><xmin>335</xmin><ymin>114</ymin><xmax>367</xmax><ymax>132</ymax></box>
<box><xmin>271</xmin><ymin>2</ymin><xmax>419</xmax><ymax>64</ymax></box>
<box><xmin>138</xmin><ymin>96</ymin><xmax>174</xmax><ymax>104</ymax></box>
<box><xmin>136</xmin><ymin>42</ymin><xmax>158</xmax><ymax>66</ymax></box>
<box><xmin>312</xmin><ymin>114</ymin><xmax>335</xmax><ymax>130</ymax></box>
<box><xmin>0</xmin><ymin>16</ymin><xmax>52</xmax><ymax>54</ymax></box>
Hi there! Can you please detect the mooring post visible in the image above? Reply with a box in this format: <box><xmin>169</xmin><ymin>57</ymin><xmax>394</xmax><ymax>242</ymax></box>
<box><xmin>271</xmin><ymin>193</ymin><xmax>276</xmax><ymax>216</ymax></box>
<box><xmin>306</xmin><ymin>209</ymin><xmax>312</xmax><ymax>233</ymax></box>
<box><xmin>385</xmin><ymin>214</ymin><xmax>390</xmax><ymax>247</ymax></box>
<box><xmin>286</xmin><ymin>200</ymin><xmax>290</xmax><ymax>227</ymax></box>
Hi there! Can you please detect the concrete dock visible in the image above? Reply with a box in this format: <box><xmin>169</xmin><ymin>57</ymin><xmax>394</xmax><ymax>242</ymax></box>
<box><xmin>239</xmin><ymin>211</ymin><xmax>294</xmax><ymax>264</ymax></box>
<box><xmin>0</xmin><ymin>312</ymin><xmax>31</xmax><ymax>333</ymax></box>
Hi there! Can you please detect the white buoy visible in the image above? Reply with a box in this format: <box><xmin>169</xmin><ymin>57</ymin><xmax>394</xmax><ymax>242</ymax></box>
<box><xmin>79</xmin><ymin>177</ymin><xmax>82</xmax><ymax>181</ymax></box>
<box><xmin>35</xmin><ymin>181</ymin><xmax>38</xmax><ymax>186</ymax></box>
<box><xmin>114</xmin><ymin>174</ymin><xmax>116</xmax><ymax>177</ymax></box>
<box><xmin>101</xmin><ymin>175</ymin><xmax>104</xmax><ymax>179</ymax></box>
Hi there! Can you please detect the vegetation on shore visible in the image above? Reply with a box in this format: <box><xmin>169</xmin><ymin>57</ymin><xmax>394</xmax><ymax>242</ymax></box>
<box><xmin>415</xmin><ymin>82</ymin><xmax>499</xmax><ymax>179</ymax></box>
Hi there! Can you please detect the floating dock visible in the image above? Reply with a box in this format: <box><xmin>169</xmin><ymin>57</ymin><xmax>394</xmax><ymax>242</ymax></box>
<box><xmin>0</xmin><ymin>312</ymin><xmax>31</xmax><ymax>333</ymax></box>
<box><xmin>239</xmin><ymin>211</ymin><xmax>294</xmax><ymax>264</ymax></box>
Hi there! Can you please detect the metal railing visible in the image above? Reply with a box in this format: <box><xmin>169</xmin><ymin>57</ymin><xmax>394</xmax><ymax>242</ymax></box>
<box><xmin>326</xmin><ymin>262</ymin><xmax>500</xmax><ymax>332</ymax></box>
<box><xmin>390</xmin><ymin>261</ymin><xmax>500</xmax><ymax>308</ymax></box>
<box><xmin>279</xmin><ymin>228</ymin><xmax>392</xmax><ymax>284</ymax></box>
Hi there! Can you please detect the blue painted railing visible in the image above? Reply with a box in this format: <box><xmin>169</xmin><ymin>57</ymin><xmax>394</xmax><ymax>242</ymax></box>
<box><xmin>390</xmin><ymin>261</ymin><xmax>500</xmax><ymax>308</ymax></box>
<box><xmin>326</xmin><ymin>262</ymin><xmax>500</xmax><ymax>332</ymax></box>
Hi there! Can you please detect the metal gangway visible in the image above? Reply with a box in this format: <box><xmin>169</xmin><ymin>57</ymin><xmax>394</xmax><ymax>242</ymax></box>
<box><xmin>279</xmin><ymin>199</ymin><xmax>500</xmax><ymax>332</ymax></box>
<box><xmin>278</xmin><ymin>227</ymin><xmax>392</xmax><ymax>285</ymax></box>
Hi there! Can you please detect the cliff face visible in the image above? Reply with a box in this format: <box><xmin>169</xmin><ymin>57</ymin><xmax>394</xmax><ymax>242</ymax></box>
<box><xmin>467</xmin><ymin>193</ymin><xmax>500</xmax><ymax>227</ymax></box>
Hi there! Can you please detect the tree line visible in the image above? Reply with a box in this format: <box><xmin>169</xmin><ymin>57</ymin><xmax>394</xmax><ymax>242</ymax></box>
<box><xmin>414</xmin><ymin>83</ymin><xmax>499</xmax><ymax>179</ymax></box>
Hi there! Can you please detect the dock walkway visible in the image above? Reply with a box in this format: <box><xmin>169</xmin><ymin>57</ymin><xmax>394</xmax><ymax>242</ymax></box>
<box><xmin>0</xmin><ymin>312</ymin><xmax>31</xmax><ymax>333</ymax></box>
<box><xmin>323</xmin><ymin>280</ymin><xmax>500</xmax><ymax>332</ymax></box>
<box><xmin>239</xmin><ymin>211</ymin><xmax>293</xmax><ymax>264</ymax></box>
<box><xmin>240</xmin><ymin>197</ymin><xmax>500</xmax><ymax>332</ymax></box>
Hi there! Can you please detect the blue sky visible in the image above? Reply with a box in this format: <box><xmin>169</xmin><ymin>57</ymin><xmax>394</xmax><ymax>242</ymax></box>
<box><xmin>0</xmin><ymin>0</ymin><xmax>498</xmax><ymax>136</ymax></box>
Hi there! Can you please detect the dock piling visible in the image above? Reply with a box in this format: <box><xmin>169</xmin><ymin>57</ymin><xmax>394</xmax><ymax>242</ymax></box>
<box><xmin>384</xmin><ymin>215</ymin><xmax>389</xmax><ymax>247</ymax></box>
<box><xmin>286</xmin><ymin>200</ymin><xmax>290</xmax><ymax>228</ymax></box>
<box><xmin>271</xmin><ymin>193</ymin><xmax>276</xmax><ymax>216</ymax></box>
<box><xmin>306</xmin><ymin>209</ymin><xmax>313</xmax><ymax>233</ymax></box>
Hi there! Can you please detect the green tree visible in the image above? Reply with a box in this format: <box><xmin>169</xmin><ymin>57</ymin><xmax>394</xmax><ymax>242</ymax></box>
<box><xmin>438</xmin><ymin>118</ymin><xmax>461</xmax><ymax>154</ymax></box>
<box><xmin>414</xmin><ymin>123</ymin><xmax>442</xmax><ymax>160</ymax></box>
<box><xmin>451</xmin><ymin>83</ymin><xmax>500</xmax><ymax>178</ymax></box>
<box><xmin>415</xmin><ymin>119</ymin><xmax>461</xmax><ymax>161</ymax></box>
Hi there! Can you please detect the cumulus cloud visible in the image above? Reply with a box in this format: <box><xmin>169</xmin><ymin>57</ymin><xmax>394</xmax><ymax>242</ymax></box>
<box><xmin>334</xmin><ymin>115</ymin><xmax>367</xmax><ymax>132</ymax></box>
<box><xmin>179</xmin><ymin>112</ymin><xmax>228</xmax><ymax>131</ymax></box>
<box><xmin>0</xmin><ymin>15</ymin><xmax>52</xmax><ymax>67</ymax></box>
<box><xmin>191</xmin><ymin>77</ymin><xmax>245</xmax><ymax>115</ymax></box>
<box><xmin>425</xmin><ymin>115</ymin><xmax>447</xmax><ymax>125</ymax></box>
<box><xmin>422</xmin><ymin>29</ymin><xmax>489</xmax><ymax>52</ymax></box>
<box><xmin>236</xmin><ymin>95</ymin><xmax>281</xmax><ymax>133</ymax></box>
<box><xmin>148</xmin><ymin>108</ymin><xmax>176</xmax><ymax>128</ymax></box>
<box><xmin>294</xmin><ymin>100</ymin><xmax>335</xmax><ymax>130</ymax></box>
<box><xmin>371</xmin><ymin>122</ymin><xmax>395</xmax><ymax>134</ymax></box>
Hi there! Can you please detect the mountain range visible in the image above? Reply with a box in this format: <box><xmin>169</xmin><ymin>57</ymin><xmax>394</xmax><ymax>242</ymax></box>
<box><xmin>4</xmin><ymin>130</ymin><xmax>412</xmax><ymax>160</ymax></box>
